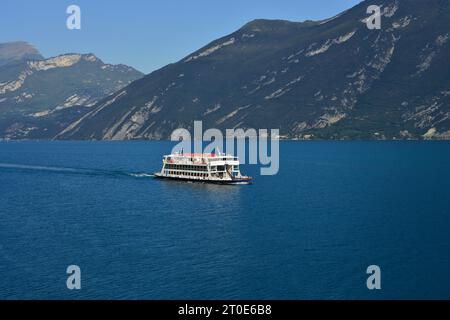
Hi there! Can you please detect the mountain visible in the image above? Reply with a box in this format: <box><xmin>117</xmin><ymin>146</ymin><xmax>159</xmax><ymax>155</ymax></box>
<box><xmin>0</xmin><ymin>51</ymin><xmax>144</xmax><ymax>139</ymax></box>
<box><xmin>55</xmin><ymin>0</ymin><xmax>450</xmax><ymax>140</ymax></box>
<box><xmin>13</xmin><ymin>0</ymin><xmax>450</xmax><ymax>140</ymax></box>
<box><xmin>0</xmin><ymin>42</ymin><xmax>44</xmax><ymax>66</ymax></box>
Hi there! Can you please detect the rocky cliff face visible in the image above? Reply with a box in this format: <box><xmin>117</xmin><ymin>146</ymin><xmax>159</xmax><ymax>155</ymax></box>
<box><xmin>0</xmin><ymin>50</ymin><xmax>143</xmax><ymax>139</ymax></box>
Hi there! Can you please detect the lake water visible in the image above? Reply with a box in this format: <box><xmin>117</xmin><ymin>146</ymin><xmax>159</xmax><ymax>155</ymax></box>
<box><xmin>0</xmin><ymin>141</ymin><xmax>449</xmax><ymax>299</ymax></box>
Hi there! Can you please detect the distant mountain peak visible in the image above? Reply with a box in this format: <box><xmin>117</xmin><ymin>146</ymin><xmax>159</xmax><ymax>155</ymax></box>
<box><xmin>0</xmin><ymin>41</ymin><xmax>44</xmax><ymax>66</ymax></box>
<box><xmin>0</xmin><ymin>47</ymin><xmax>144</xmax><ymax>140</ymax></box>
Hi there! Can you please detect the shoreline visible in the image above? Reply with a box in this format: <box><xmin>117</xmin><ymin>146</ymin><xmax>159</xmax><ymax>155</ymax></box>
<box><xmin>1</xmin><ymin>138</ymin><xmax>450</xmax><ymax>142</ymax></box>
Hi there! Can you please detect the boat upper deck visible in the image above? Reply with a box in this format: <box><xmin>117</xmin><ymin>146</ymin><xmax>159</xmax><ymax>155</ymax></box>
<box><xmin>163</xmin><ymin>153</ymin><xmax>239</xmax><ymax>165</ymax></box>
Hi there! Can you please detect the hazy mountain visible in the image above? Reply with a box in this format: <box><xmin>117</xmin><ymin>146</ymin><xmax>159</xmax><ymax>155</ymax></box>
<box><xmin>0</xmin><ymin>51</ymin><xmax>143</xmax><ymax>139</ymax></box>
<box><xmin>0</xmin><ymin>41</ymin><xmax>44</xmax><ymax>67</ymax></box>
<box><xmin>11</xmin><ymin>0</ymin><xmax>450</xmax><ymax>140</ymax></box>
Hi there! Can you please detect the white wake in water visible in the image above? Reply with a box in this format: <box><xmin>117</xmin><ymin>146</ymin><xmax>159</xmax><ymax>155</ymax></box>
<box><xmin>0</xmin><ymin>163</ymin><xmax>154</xmax><ymax>179</ymax></box>
<box><xmin>128</xmin><ymin>173</ymin><xmax>155</xmax><ymax>178</ymax></box>
<box><xmin>0</xmin><ymin>163</ymin><xmax>79</xmax><ymax>172</ymax></box>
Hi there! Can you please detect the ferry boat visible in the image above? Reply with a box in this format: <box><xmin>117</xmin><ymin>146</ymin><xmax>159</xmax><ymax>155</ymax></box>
<box><xmin>154</xmin><ymin>150</ymin><xmax>252</xmax><ymax>184</ymax></box>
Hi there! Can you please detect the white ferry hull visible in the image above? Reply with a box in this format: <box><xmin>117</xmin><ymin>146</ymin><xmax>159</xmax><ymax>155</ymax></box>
<box><xmin>153</xmin><ymin>173</ymin><xmax>252</xmax><ymax>185</ymax></box>
<box><xmin>156</xmin><ymin>151</ymin><xmax>252</xmax><ymax>185</ymax></box>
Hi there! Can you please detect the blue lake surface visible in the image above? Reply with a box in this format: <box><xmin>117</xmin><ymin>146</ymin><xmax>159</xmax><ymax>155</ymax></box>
<box><xmin>0</xmin><ymin>141</ymin><xmax>449</xmax><ymax>299</ymax></box>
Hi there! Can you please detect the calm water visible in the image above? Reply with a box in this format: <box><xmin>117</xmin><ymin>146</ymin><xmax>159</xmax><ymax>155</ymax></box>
<box><xmin>0</xmin><ymin>141</ymin><xmax>449</xmax><ymax>299</ymax></box>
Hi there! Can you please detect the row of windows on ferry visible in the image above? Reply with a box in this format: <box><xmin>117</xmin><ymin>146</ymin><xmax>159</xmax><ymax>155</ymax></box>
<box><xmin>164</xmin><ymin>170</ymin><xmax>209</xmax><ymax>178</ymax></box>
<box><xmin>164</xmin><ymin>164</ymin><xmax>239</xmax><ymax>172</ymax></box>
<box><xmin>165</xmin><ymin>164</ymin><xmax>208</xmax><ymax>171</ymax></box>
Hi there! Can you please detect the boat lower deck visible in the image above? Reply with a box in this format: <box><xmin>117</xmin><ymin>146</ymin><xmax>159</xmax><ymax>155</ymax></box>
<box><xmin>154</xmin><ymin>173</ymin><xmax>252</xmax><ymax>185</ymax></box>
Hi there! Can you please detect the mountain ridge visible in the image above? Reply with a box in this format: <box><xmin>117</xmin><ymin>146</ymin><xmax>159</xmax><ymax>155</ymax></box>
<box><xmin>0</xmin><ymin>48</ymin><xmax>144</xmax><ymax>139</ymax></box>
<box><xmin>62</xmin><ymin>0</ymin><xmax>450</xmax><ymax>141</ymax></box>
<box><xmin>4</xmin><ymin>0</ymin><xmax>450</xmax><ymax>140</ymax></box>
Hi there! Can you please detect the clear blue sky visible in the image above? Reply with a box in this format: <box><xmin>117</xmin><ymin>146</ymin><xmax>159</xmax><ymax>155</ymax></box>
<box><xmin>2</xmin><ymin>0</ymin><xmax>361</xmax><ymax>74</ymax></box>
